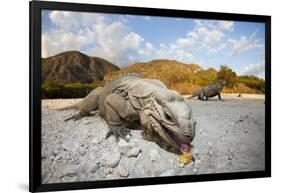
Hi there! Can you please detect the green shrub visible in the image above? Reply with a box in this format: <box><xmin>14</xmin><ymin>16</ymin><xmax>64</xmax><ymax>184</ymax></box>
<box><xmin>237</xmin><ymin>76</ymin><xmax>265</xmax><ymax>93</ymax></box>
<box><xmin>42</xmin><ymin>81</ymin><xmax>99</xmax><ymax>99</ymax></box>
<box><xmin>217</xmin><ymin>65</ymin><xmax>237</xmax><ymax>88</ymax></box>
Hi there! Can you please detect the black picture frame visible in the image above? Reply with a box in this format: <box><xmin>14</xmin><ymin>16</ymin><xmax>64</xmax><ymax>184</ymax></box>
<box><xmin>29</xmin><ymin>1</ymin><xmax>271</xmax><ymax>192</ymax></box>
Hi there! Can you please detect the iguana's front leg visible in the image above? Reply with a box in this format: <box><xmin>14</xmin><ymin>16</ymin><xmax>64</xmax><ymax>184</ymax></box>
<box><xmin>104</xmin><ymin>93</ymin><xmax>132</xmax><ymax>142</ymax></box>
<box><xmin>198</xmin><ymin>91</ymin><xmax>204</xmax><ymax>100</ymax></box>
<box><xmin>218</xmin><ymin>93</ymin><xmax>224</xmax><ymax>101</ymax></box>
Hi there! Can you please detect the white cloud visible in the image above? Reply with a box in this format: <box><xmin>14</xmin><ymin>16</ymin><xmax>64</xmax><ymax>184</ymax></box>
<box><xmin>218</xmin><ymin>21</ymin><xmax>234</xmax><ymax>31</ymax></box>
<box><xmin>197</xmin><ymin>27</ymin><xmax>224</xmax><ymax>44</ymax></box>
<box><xmin>176</xmin><ymin>38</ymin><xmax>195</xmax><ymax>47</ymax></box>
<box><xmin>43</xmin><ymin>11</ymin><xmax>145</xmax><ymax>66</ymax></box>
<box><xmin>44</xmin><ymin>11</ymin><xmax>265</xmax><ymax>72</ymax></box>
<box><xmin>174</xmin><ymin>20</ymin><xmax>226</xmax><ymax>54</ymax></box>
<box><xmin>228</xmin><ymin>31</ymin><xmax>263</xmax><ymax>55</ymax></box>
<box><xmin>42</xmin><ymin>31</ymin><xmax>91</xmax><ymax>58</ymax></box>
<box><xmin>90</xmin><ymin>21</ymin><xmax>144</xmax><ymax>66</ymax></box>
<box><xmin>243</xmin><ymin>63</ymin><xmax>265</xmax><ymax>77</ymax></box>
<box><xmin>144</xmin><ymin>16</ymin><xmax>151</xmax><ymax>21</ymax></box>
<box><xmin>175</xmin><ymin>50</ymin><xmax>193</xmax><ymax>61</ymax></box>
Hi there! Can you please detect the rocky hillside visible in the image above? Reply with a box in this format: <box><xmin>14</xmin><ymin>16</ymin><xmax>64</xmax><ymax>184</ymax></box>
<box><xmin>41</xmin><ymin>56</ymin><xmax>264</xmax><ymax>98</ymax></box>
<box><xmin>105</xmin><ymin>59</ymin><xmax>218</xmax><ymax>94</ymax></box>
<box><xmin>42</xmin><ymin>51</ymin><xmax>120</xmax><ymax>85</ymax></box>
<box><xmin>105</xmin><ymin>60</ymin><xmax>205</xmax><ymax>83</ymax></box>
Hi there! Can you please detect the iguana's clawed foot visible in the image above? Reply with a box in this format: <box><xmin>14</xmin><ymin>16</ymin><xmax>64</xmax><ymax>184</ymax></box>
<box><xmin>105</xmin><ymin>127</ymin><xmax>131</xmax><ymax>142</ymax></box>
<box><xmin>64</xmin><ymin>113</ymin><xmax>83</xmax><ymax>121</ymax></box>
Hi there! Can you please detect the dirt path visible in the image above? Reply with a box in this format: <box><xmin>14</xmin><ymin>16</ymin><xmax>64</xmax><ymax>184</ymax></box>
<box><xmin>41</xmin><ymin>95</ymin><xmax>265</xmax><ymax>183</ymax></box>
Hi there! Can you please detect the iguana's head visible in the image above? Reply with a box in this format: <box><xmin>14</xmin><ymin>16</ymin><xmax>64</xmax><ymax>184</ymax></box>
<box><xmin>214</xmin><ymin>79</ymin><xmax>226</xmax><ymax>92</ymax></box>
<box><xmin>217</xmin><ymin>79</ymin><xmax>226</xmax><ymax>87</ymax></box>
<box><xmin>140</xmin><ymin>89</ymin><xmax>196</xmax><ymax>154</ymax></box>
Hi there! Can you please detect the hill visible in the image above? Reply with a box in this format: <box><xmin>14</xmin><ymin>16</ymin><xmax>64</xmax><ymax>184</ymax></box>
<box><xmin>105</xmin><ymin>59</ymin><xmax>218</xmax><ymax>94</ymax></box>
<box><xmin>42</xmin><ymin>51</ymin><xmax>120</xmax><ymax>85</ymax></box>
<box><xmin>41</xmin><ymin>56</ymin><xmax>265</xmax><ymax>98</ymax></box>
<box><xmin>105</xmin><ymin>60</ymin><xmax>202</xmax><ymax>83</ymax></box>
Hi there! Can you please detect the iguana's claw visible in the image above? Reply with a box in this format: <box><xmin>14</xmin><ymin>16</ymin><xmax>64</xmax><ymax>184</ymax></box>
<box><xmin>64</xmin><ymin>113</ymin><xmax>83</xmax><ymax>121</ymax></box>
<box><xmin>105</xmin><ymin>127</ymin><xmax>131</xmax><ymax>142</ymax></box>
<box><xmin>64</xmin><ymin>111</ymin><xmax>97</xmax><ymax>122</ymax></box>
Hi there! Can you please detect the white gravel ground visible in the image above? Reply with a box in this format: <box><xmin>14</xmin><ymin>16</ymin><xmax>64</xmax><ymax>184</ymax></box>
<box><xmin>41</xmin><ymin>94</ymin><xmax>265</xmax><ymax>184</ymax></box>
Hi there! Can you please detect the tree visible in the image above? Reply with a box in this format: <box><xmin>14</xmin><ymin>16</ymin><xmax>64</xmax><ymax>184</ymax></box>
<box><xmin>217</xmin><ymin>65</ymin><xmax>237</xmax><ymax>88</ymax></box>
<box><xmin>42</xmin><ymin>80</ymin><xmax>63</xmax><ymax>98</ymax></box>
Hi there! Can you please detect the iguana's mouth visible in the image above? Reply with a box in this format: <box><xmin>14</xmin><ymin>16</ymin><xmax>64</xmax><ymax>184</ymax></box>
<box><xmin>162</xmin><ymin>124</ymin><xmax>192</xmax><ymax>153</ymax></box>
<box><xmin>149</xmin><ymin>115</ymin><xmax>191</xmax><ymax>153</ymax></box>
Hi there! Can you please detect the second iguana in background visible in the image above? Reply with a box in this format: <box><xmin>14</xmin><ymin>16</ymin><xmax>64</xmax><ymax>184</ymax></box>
<box><xmin>58</xmin><ymin>74</ymin><xmax>196</xmax><ymax>154</ymax></box>
<box><xmin>188</xmin><ymin>80</ymin><xmax>226</xmax><ymax>101</ymax></box>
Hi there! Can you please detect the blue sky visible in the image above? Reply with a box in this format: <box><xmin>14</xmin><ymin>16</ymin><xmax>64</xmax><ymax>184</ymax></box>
<box><xmin>42</xmin><ymin>10</ymin><xmax>265</xmax><ymax>78</ymax></box>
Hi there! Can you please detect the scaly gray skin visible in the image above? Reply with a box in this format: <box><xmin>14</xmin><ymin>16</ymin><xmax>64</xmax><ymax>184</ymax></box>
<box><xmin>59</xmin><ymin>75</ymin><xmax>196</xmax><ymax>154</ymax></box>
<box><xmin>188</xmin><ymin>80</ymin><xmax>226</xmax><ymax>101</ymax></box>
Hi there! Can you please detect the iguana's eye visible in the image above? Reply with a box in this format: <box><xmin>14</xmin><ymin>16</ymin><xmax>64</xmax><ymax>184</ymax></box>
<box><xmin>165</xmin><ymin>111</ymin><xmax>172</xmax><ymax>121</ymax></box>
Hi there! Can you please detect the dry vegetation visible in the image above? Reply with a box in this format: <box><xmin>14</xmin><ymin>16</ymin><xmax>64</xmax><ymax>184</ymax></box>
<box><xmin>42</xmin><ymin>58</ymin><xmax>265</xmax><ymax>98</ymax></box>
<box><xmin>105</xmin><ymin>60</ymin><xmax>264</xmax><ymax>95</ymax></box>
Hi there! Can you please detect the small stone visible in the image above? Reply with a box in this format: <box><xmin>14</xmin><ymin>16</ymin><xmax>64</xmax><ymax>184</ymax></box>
<box><xmin>84</xmin><ymin>120</ymin><xmax>91</xmax><ymax>125</ymax></box>
<box><xmin>42</xmin><ymin>155</ymin><xmax>47</xmax><ymax>160</ymax></box>
<box><xmin>55</xmin><ymin>155</ymin><xmax>63</xmax><ymax>161</ymax></box>
<box><xmin>208</xmin><ymin>142</ymin><xmax>212</xmax><ymax>146</ymax></box>
<box><xmin>228</xmin><ymin>154</ymin><xmax>233</xmax><ymax>160</ymax></box>
<box><xmin>118</xmin><ymin>165</ymin><xmax>129</xmax><ymax>177</ymax></box>
<box><xmin>193</xmin><ymin>168</ymin><xmax>199</xmax><ymax>174</ymax></box>
<box><xmin>194</xmin><ymin>159</ymin><xmax>202</xmax><ymax>167</ymax></box>
<box><xmin>106</xmin><ymin>168</ymin><xmax>114</xmax><ymax>175</ymax></box>
<box><xmin>62</xmin><ymin>141</ymin><xmax>79</xmax><ymax>152</ymax></box>
<box><xmin>105</xmin><ymin>152</ymin><xmax>121</xmax><ymax>168</ymax></box>
<box><xmin>77</xmin><ymin>163</ymin><xmax>87</xmax><ymax>174</ymax></box>
<box><xmin>179</xmin><ymin>163</ymin><xmax>185</xmax><ymax>168</ymax></box>
<box><xmin>52</xmin><ymin>150</ymin><xmax>58</xmax><ymax>156</ymax></box>
<box><xmin>149</xmin><ymin>149</ymin><xmax>159</xmax><ymax>161</ymax></box>
<box><xmin>60</xmin><ymin>168</ymin><xmax>78</xmax><ymax>182</ymax></box>
<box><xmin>91</xmin><ymin>138</ymin><xmax>99</xmax><ymax>144</ymax></box>
<box><xmin>127</xmin><ymin>147</ymin><xmax>141</xmax><ymax>158</ymax></box>
<box><xmin>98</xmin><ymin>167</ymin><xmax>107</xmax><ymax>178</ymax></box>
<box><xmin>118</xmin><ymin>140</ymin><xmax>131</xmax><ymax>155</ymax></box>
<box><xmin>50</xmin><ymin>155</ymin><xmax>55</xmax><ymax>161</ymax></box>
<box><xmin>159</xmin><ymin>169</ymin><xmax>176</xmax><ymax>177</ymax></box>
<box><xmin>90</xmin><ymin>163</ymin><xmax>100</xmax><ymax>173</ymax></box>
<box><xmin>192</xmin><ymin>148</ymin><xmax>199</xmax><ymax>156</ymax></box>
<box><xmin>80</xmin><ymin>150</ymin><xmax>86</xmax><ymax>156</ymax></box>
<box><xmin>238</xmin><ymin>116</ymin><xmax>244</xmax><ymax>122</ymax></box>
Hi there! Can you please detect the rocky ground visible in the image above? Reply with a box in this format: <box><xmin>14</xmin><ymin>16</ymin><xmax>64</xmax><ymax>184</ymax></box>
<box><xmin>41</xmin><ymin>94</ymin><xmax>265</xmax><ymax>184</ymax></box>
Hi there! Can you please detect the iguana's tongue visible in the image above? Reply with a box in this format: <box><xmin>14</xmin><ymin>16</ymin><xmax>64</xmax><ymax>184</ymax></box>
<box><xmin>170</xmin><ymin>132</ymin><xmax>192</xmax><ymax>153</ymax></box>
<box><xmin>180</xmin><ymin>144</ymin><xmax>191</xmax><ymax>153</ymax></box>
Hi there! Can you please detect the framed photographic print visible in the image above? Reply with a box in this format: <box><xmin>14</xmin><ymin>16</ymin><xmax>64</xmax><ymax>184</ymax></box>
<box><xmin>29</xmin><ymin>0</ymin><xmax>271</xmax><ymax>192</ymax></box>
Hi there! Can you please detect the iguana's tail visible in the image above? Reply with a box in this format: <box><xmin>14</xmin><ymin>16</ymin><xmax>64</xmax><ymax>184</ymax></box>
<box><xmin>53</xmin><ymin>86</ymin><xmax>104</xmax><ymax>111</ymax></box>
<box><xmin>187</xmin><ymin>95</ymin><xmax>195</xmax><ymax>99</ymax></box>
<box><xmin>187</xmin><ymin>90</ymin><xmax>201</xmax><ymax>99</ymax></box>
<box><xmin>187</xmin><ymin>93</ymin><xmax>197</xmax><ymax>99</ymax></box>
<box><xmin>55</xmin><ymin>101</ymin><xmax>82</xmax><ymax>111</ymax></box>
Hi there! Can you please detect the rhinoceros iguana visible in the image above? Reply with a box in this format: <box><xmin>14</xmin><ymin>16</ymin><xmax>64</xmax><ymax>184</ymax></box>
<box><xmin>188</xmin><ymin>80</ymin><xmax>226</xmax><ymax>101</ymax></box>
<box><xmin>58</xmin><ymin>74</ymin><xmax>196</xmax><ymax>154</ymax></box>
